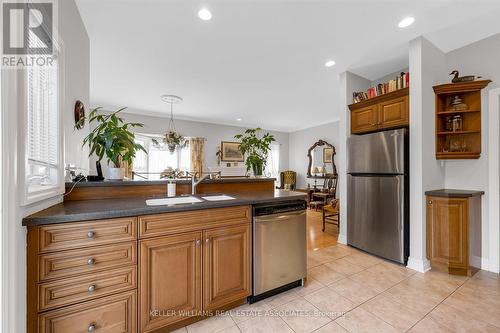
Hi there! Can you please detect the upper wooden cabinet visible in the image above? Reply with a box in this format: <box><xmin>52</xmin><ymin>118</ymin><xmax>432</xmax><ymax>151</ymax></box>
<box><xmin>203</xmin><ymin>224</ymin><xmax>251</xmax><ymax>311</ymax></box>
<box><xmin>349</xmin><ymin>87</ymin><xmax>409</xmax><ymax>134</ymax></box>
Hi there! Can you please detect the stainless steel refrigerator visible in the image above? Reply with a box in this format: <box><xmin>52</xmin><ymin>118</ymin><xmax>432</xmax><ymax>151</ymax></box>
<box><xmin>347</xmin><ymin>128</ymin><xmax>409</xmax><ymax>264</ymax></box>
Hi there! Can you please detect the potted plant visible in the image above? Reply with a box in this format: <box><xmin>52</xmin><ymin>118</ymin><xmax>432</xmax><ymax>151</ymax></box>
<box><xmin>234</xmin><ymin>127</ymin><xmax>275</xmax><ymax>177</ymax></box>
<box><xmin>81</xmin><ymin>107</ymin><xmax>146</xmax><ymax>180</ymax></box>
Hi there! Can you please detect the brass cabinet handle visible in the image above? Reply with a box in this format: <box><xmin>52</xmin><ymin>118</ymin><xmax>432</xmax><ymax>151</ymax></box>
<box><xmin>87</xmin><ymin>323</ymin><xmax>96</xmax><ymax>332</ymax></box>
<box><xmin>205</xmin><ymin>238</ymin><xmax>210</xmax><ymax>243</ymax></box>
<box><xmin>87</xmin><ymin>231</ymin><xmax>95</xmax><ymax>239</ymax></box>
<box><xmin>88</xmin><ymin>284</ymin><xmax>96</xmax><ymax>292</ymax></box>
<box><xmin>87</xmin><ymin>257</ymin><xmax>95</xmax><ymax>266</ymax></box>
<box><xmin>428</xmin><ymin>200</ymin><xmax>433</xmax><ymax>204</ymax></box>
<box><xmin>196</xmin><ymin>239</ymin><xmax>201</xmax><ymax>246</ymax></box>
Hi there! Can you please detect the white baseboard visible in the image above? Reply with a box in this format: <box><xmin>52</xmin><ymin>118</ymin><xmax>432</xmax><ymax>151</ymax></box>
<box><xmin>407</xmin><ymin>257</ymin><xmax>431</xmax><ymax>273</ymax></box>
<box><xmin>337</xmin><ymin>234</ymin><xmax>347</xmax><ymax>245</ymax></box>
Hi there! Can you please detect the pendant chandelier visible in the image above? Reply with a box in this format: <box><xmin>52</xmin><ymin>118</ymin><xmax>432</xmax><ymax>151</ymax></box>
<box><xmin>160</xmin><ymin>94</ymin><xmax>188</xmax><ymax>153</ymax></box>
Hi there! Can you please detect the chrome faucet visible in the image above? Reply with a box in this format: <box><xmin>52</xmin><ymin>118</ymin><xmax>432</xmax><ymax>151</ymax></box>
<box><xmin>191</xmin><ymin>173</ymin><xmax>211</xmax><ymax>195</ymax></box>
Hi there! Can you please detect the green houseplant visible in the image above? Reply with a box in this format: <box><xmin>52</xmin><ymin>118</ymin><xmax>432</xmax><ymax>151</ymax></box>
<box><xmin>234</xmin><ymin>127</ymin><xmax>275</xmax><ymax>177</ymax></box>
<box><xmin>81</xmin><ymin>107</ymin><xmax>146</xmax><ymax>180</ymax></box>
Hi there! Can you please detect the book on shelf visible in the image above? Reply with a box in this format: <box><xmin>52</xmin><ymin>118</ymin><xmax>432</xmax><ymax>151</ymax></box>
<box><xmin>352</xmin><ymin>71</ymin><xmax>409</xmax><ymax>103</ymax></box>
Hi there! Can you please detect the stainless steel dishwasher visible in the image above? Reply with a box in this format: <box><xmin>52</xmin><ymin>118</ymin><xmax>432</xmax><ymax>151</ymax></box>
<box><xmin>249</xmin><ymin>200</ymin><xmax>307</xmax><ymax>303</ymax></box>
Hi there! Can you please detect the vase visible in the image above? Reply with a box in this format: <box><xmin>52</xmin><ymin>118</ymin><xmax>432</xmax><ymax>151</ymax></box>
<box><xmin>252</xmin><ymin>162</ymin><xmax>264</xmax><ymax>177</ymax></box>
<box><xmin>108</xmin><ymin>167</ymin><xmax>124</xmax><ymax>180</ymax></box>
<box><xmin>167</xmin><ymin>182</ymin><xmax>176</xmax><ymax>197</ymax></box>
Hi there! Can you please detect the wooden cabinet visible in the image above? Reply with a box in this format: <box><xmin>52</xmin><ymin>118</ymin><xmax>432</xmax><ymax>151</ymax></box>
<box><xmin>350</xmin><ymin>105</ymin><xmax>378</xmax><ymax>134</ymax></box>
<box><xmin>349</xmin><ymin>88</ymin><xmax>409</xmax><ymax>134</ymax></box>
<box><xmin>203</xmin><ymin>224</ymin><xmax>251</xmax><ymax>311</ymax></box>
<box><xmin>139</xmin><ymin>232</ymin><xmax>202</xmax><ymax>332</ymax></box>
<box><xmin>378</xmin><ymin>96</ymin><xmax>408</xmax><ymax>129</ymax></box>
<box><xmin>433</xmin><ymin>80</ymin><xmax>491</xmax><ymax>159</ymax></box>
<box><xmin>426</xmin><ymin>191</ymin><xmax>483</xmax><ymax>276</ymax></box>
<box><xmin>28</xmin><ymin>205</ymin><xmax>253</xmax><ymax>333</ymax></box>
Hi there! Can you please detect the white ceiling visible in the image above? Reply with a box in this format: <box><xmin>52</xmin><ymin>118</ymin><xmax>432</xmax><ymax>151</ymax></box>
<box><xmin>76</xmin><ymin>0</ymin><xmax>500</xmax><ymax>132</ymax></box>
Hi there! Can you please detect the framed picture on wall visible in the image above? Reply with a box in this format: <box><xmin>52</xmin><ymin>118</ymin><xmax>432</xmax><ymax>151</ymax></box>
<box><xmin>323</xmin><ymin>147</ymin><xmax>333</xmax><ymax>163</ymax></box>
<box><xmin>221</xmin><ymin>141</ymin><xmax>244</xmax><ymax>162</ymax></box>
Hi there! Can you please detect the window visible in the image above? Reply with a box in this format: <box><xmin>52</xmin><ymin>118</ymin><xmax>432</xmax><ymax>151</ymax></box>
<box><xmin>133</xmin><ymin>134</ymin><xmax>191</xmax><ymax>180</ymax></box>
<box><xmin>265</xmin><ymin>143</ymin><xmax>280</xmax><ymax>182</ymax></box>
<box><xmin>22</xmin><ymin>40</ymin><xmax>63</xmax><ymax>204</ymax></box>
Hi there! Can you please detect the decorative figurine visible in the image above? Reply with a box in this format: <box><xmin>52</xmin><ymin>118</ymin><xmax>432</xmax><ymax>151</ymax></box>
<box><xmin>449</xmin><ymin>70</ymin><xmax>482</xmax><ymax>83</ymax></box>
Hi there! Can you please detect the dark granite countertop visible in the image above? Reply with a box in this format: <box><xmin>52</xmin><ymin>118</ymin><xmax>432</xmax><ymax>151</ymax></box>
<box><xmin>66</xmin><ymin>177</ymin><xmax>275</xmax><ymax>188</ymax></box>
<box><xmin>22</xmin><ymin>190</ymin><xmax>306</xmax><ymax>226</ymax></box>
<box><xmin>425</xmin><ymin>189</ymin><xmax>485</xmax><ymax>198</ymax></box>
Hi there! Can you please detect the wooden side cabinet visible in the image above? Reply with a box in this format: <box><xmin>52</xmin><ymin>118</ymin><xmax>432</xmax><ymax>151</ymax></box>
<box><xmin>349</xmin><ymin>87</ymin><xmax>409</xmax><ymax>134</ymax></box>
<box><xmin>425</xmin><ymin>190</ymin><xmax>483</xmax><ymax>276</ymax></box>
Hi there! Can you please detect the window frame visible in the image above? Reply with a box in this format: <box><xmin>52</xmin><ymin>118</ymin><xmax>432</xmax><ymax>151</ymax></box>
<box><xmin>18</xmin><ymin>39</ymin><xmax>65</xmax><ymax>205</ymax></box>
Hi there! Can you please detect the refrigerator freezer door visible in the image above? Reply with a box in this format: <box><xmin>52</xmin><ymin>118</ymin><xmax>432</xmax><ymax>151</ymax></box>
<box><xmin>347</xmin><ymin>129</ymin><xmax>405</xmax><ymax>174</ymax></box>
<box><xmin>347</xmin><ymin>174</ymin><xmax>405</xmax><ymax>263</ymax></box>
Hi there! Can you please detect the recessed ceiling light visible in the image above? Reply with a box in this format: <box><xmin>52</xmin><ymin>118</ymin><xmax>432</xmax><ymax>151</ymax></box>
<box><xmin>198</xmin><ymin>8</ymin><xmax>212</xmax><ymax>21</ymax></box>
<box><xmin>398</xmin><ymin>17</ymin><xmax>415</xmax><ymax>28</ymax></box>
<box><xmin>236</xmin><ymin>118</ymin><xmax>242</xmax><ymax>121</ymax></box>
<box><xmin>325</xmin><ymin>60</ymin><xmax>336</xmax><ymax>67</ymax></box>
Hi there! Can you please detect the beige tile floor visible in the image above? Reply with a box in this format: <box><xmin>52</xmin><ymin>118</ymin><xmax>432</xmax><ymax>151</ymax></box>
<box><xmin>173</xmin><ymin>244</ymin><xmax>500</xmax><ymax>333</ymax></box>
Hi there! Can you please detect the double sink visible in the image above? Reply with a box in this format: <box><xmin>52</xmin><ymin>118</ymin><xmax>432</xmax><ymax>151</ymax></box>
<box><xmin>145</xmin><ymin>194</ymin><xmax>236</xmax><ymax>206</ymax></box>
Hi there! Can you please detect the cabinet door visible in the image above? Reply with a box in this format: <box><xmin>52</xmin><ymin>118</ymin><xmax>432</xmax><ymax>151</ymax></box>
<box><xmin>139</xmin><ymin>232</ymin><xmax>202</xmax><ymax>332</ymax></box>
<box><xmin>426</xmin><ymin>197</ymin><xmax>468</xmax><ymax>269</ymax></box>
<box><xmin>203</xmin><ymin>224</ymin><xmax>251</xmax><ymax>311</ymax></box>
<box><xmin>351</xmin><ymin>105</ymin><xmax>378</xmax><ymax>134</ymax></box>
<box><xmin>378</xmin><ymin>96</ymin><xmax>408</xmax><ymax>129</ymax></box>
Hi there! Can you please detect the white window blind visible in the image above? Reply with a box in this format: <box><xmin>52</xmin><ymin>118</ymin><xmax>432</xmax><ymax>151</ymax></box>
<box><xmin>24</xmin><ymin>30</ymin><xmax>61</xmax><ymax>201</ymax></box>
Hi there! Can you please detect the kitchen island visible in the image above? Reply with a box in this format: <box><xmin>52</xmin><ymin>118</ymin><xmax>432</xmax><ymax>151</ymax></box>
<box><xmin>24</xmin><ymin>188</ymin><xmax>306</xmax><ymax>333</ymax></box>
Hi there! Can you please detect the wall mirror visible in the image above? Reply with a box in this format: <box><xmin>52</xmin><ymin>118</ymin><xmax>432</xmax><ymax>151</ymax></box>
<box><xmin>307</xmin><ymin>140</ymin><xmax>337</xmax><ymax>178</ymax></box>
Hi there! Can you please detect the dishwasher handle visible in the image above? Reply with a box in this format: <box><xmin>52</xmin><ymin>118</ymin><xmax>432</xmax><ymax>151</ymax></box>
<box><xmin>254</xmin><ymin>210</ymin><xmax>306</xmax><ymax>223</ymax></box>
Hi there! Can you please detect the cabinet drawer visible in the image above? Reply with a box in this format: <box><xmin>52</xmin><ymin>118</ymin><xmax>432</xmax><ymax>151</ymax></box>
<box><xmin>38</xmin><ymin>290</ymin><xmax>136</xmax><ymax>333</ymax></box>
<box><xmin>33</xmin><ymin>217</ymin><xmax>137</xmax><ymax>253</ymax></box>
<box><xmin>38</xmin><ymin>266</ymin><xmax>137</xmax><ymax>311</ymax></box>
<box><xmin>38</xmin><ymin>242</ymin><xmax>137</xmax><ymax>281</ymax></box>
<box><xmin>139</xmin><ymin>205</ymin><xmax>251</xmax><ymax>238</ymax></box>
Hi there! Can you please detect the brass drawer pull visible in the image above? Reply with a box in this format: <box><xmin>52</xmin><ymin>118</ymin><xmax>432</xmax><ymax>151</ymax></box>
<box><xmin>87</xmin><ymin>257</ymin><xmax>95</xmax><ymax>266</ymax></box>
<box><xmin>205</xmin><ymin>238</ymin><xmax>210</xmax><ymax>243</ymax></box>
<box><xmin>196</xmin><ymin>239</ymin><xmax>201</xmax><ymax>246</ymax></box>
<box><xmin>87</xmin><ymin>231</ymin><xmax>95</xmax><ymax>239</ymax></box>
<box><xmin>87</xmin><ymin>284</ymin><xmax>96</xmax><ymax>292</ymax></box>
<box><xmin>87</xmin><ymin>323</ymin><xmax>96</xmax><ymax>332</ymax></box>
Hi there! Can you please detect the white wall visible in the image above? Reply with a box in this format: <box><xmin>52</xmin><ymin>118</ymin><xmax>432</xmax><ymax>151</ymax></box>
<box><xmin>60</xmin><ymin>0</ymin><xmax>90</xmax><ymax>172</ymax></box>
<box><xmin>443</xmin><ymin>33</ymin><xmax>500</xmax><ymax>270</ymax></box>
<box><xmin>88</xmin><ymin>111</ymin><xmax>289</xmax><ymax>178</ymax></box>
<box><xmin>407</xmin><ymin>37</ymin><xmax>447</xmax><ymax>272</ymax></box>
<box><xmin>289</xmin><ymin>121</ymin><xmax>339</xmax><ymax>189</ymax></box>
<box><xmin>0</xmin><ymin>1</ymin><xmax>90</xmax><ymax>331</ymax></box>
<box><xmin>338</xmin><ymin>71</ymin><xmax>371</xmax><ymax>245</ymax></box>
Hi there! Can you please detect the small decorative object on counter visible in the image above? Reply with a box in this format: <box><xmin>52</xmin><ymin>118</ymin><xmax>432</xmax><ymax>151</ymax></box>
<box><xmin>81</xmin><ymin>107</ymin><xmax>146</xmax><ymax>180</ymax></box>
<box><xmin>449</xmin><ymin>70</ymin><xmax>482</xmax><ymax>83</ymax></box>
<box><xmin>450</xmin><ymin>95</ymin><xmax>468</xmax><ymax>111</ymax></box>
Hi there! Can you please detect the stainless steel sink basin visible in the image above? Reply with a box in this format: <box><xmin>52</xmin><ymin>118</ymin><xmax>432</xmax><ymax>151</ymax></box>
<box><xmin>201</xmin><ymin>195</ymin><xmax>236</xmax><ymax>201</ymax></box>
<box><xmin>145</xmin><ymin>196</ymin><xmax>203</xmax><ymax>206</ymax></box>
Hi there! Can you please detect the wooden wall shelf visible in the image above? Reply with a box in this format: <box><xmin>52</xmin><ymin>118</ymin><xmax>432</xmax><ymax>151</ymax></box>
<box><xmin>433</xmin><ymin>80</ymin><xmax>491</xmax><ymax>159</ymax></box>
